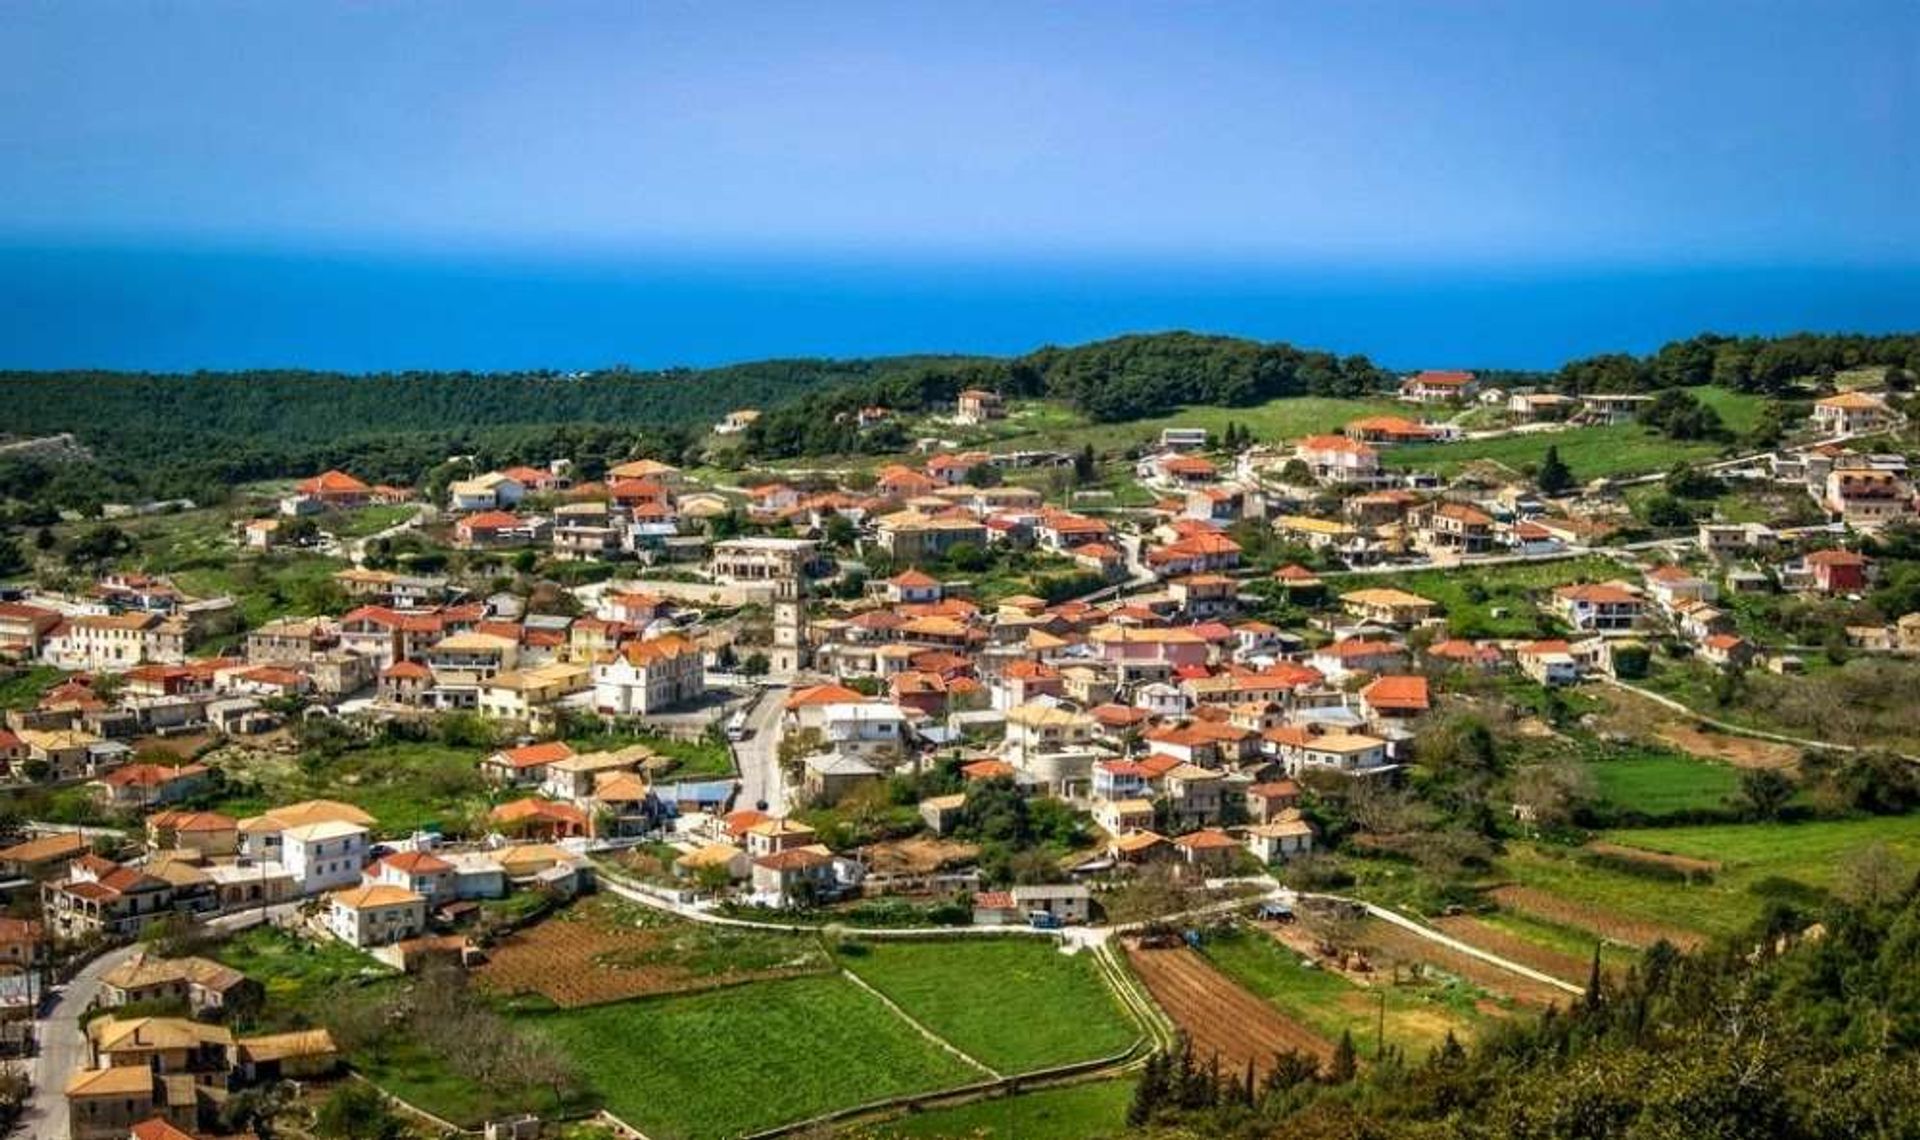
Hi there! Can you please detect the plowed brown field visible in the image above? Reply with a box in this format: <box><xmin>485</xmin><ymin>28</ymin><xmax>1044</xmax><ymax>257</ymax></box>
<box><xmin>1431</xmin><ymin>915</ymin><xmax>1592</xmax><ymax>986</ymax></box>
<box><xmin>1489</xmin><ymin>886</ymin><xmax>1704</xmax><ymax>951</ymax></box>
<box><xmin>1350</xmin><ymin>920</ymin><xmax>1571</xmax><ymax>1009</ymax></box>
<box><xmin>474</xmin><ymin>899</ymin><xmax>824</xmax><ymax>1006</ymax></box>
<box><xmin>1125</xmin><ymin>943</ymin><xmax>1334</xmax><ymax>1073</ymax></box>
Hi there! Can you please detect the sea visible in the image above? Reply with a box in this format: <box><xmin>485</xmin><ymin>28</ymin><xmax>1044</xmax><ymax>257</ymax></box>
<box><xmin>1</xmin><ymin>245</ymin><xmax>1915</xmax><ymax>374</ymax></box>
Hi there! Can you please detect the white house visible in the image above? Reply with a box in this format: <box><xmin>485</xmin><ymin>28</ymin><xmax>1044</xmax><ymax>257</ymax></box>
<box><xmin>363</xmin><ymin>851</ymin><xmax>454</xmax><ymax>905</ymax></box>
<box><xmin>816</xmin><ymin>702</ymin><xmax>911</xmax><ymax>761</ymax></box>
<box><xmin>447</xmin><ymin>472</ymin><xmax>526</xmax><ymax>513</ymax></box>
<box><xmin>591</xmin><ymin>634</ymin><xmax>705</xmax><ymax>716</ymax></box>
<box><xmin>1811</xmin><ymin>391</ymin><xmax>1893</xmax><ymax>436</ymax></box>
<box><xmin>1245</xmin><ymin>815</ymin><xmax>1315</xmax><ymax>862</ymax></box>
<box><xmin>326</xmin><ymin>885</ymin><xmax>427</xmax><ymax>948</ymax></box>
<box><xmin>280</xmin><ymin>821</ymin><xmax>369</xmax><ymax>896</ymax></box>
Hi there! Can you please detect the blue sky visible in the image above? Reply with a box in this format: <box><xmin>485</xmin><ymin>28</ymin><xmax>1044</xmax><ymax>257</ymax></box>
<box><xmin>3</xmin><ymin>1</ymin><xmax>1914</xmax><ymax>263</ymax></box>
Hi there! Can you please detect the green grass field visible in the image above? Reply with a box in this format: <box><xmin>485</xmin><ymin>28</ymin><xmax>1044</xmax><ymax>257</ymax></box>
<box><xmin>859</xmin><ymin>1079</ymin><xmax>1135</xmax><ymax>1139</ymax></box>
<box><xmin>1201</xmin><ymin>925</ymin><xmax>1488</xmax><ymax>1060</ymax></box>
<box><xmin>318</xmin><ymin>503</ymin><xmax>416</xmax><ymax>538</ymax></box>
<box><xmin>1471</xmin><ymin>909</ymin><xmax>1639</xmax><ymax>977</ymax></box>
<box><xmin>203</xmin><ymin>739</ymin><xmax>487</xmax><ymax>835</ymax></box>
<box><xmin>0</xmin><ymin>665</ymin><xmax>64</xmax><ymax>711</ymax></box>
<box><xmin>170</xmin><ymin>552</ymin><xmax>349</xmax><ymax>628</ymax></box>
<box><xmin>524</xmin><ymin>974</ymin><xmax>980</xmax><ymax>1140</ymax></box>
<box><xmin>837</xmin><ymin>939</ymin><xmax>1138</xmax><ymax>1073</ymax></box>
<box><xmin>1606</xmin><ymin>815</ymin><xmax>1920</xmax><ymax>894</ymax></box>
<box><xmin>985</xmin><ymin>395</ymin><xmax>1412</xmax><ymax>455</ymax></box>
<box><xmin>1491</xmin><ymin>817</ymin><xmax>1920</xmax><ymax>943</ymax></box>
<box><xmin>1585</xmin><ymin>747</ymin><xmax>1741</xmax><ymax>819</ymax></box>
<box><xmin>1335</xmin><ymin>554</ymin><xmax>1618</xmax><ymax>637</ymax></box>
<box><xmin>1382</xmin><ymin>424</ymin><xmax>1726</xmax><ymax>480</ymax></box>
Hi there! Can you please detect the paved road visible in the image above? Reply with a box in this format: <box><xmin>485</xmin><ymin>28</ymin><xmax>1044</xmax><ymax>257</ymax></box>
<box><xmin>733</xmin><ymin>684</ymin><xmax>790</xmax><ymax>815</ymax></box>
<box><xmin>20</xmin><ymin>905</ymin><xmax>297</xmax><ymax>1140</ymax></box>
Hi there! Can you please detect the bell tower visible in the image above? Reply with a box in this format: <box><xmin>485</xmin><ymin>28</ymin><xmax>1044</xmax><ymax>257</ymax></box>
<box><xmin>771</xmin><ymin>574</ymin><xmax>808</xmax><ymax>675</ymax></box>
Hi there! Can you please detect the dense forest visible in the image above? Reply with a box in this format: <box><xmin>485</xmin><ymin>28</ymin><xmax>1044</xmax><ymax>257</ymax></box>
<box><xmin>1554</xmin><ymin>331</ymin><xmax>1920</xmax><ymax>396</ymax></box>
<box><xmin>4</xmin><ymin>329</ymin><xmax>1917</xmax><ymax>509</ymax></box>
<box><xmin>1131</xmin><ymin>875</ymin><xmax>1920</xmax><ymax>1139</ymax></box>
<box><xmin>742</xmin><ymin>333</ymin><xmax>1394</xmax><ymax>457</ymax></box>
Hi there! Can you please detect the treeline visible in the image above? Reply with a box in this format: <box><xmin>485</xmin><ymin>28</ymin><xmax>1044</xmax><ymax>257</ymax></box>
<box><xmin>1556</xmin><ymin>331</ymin><xmax>1920</xmax><ymax>395</ymax></box>
<box><xmin>745</xmin><ymin>332</ymin><xmax>1394</xmax><ymax>457</ymax></box>
<box><xmin>9</xmin><ymin>329</ymin><xmax>1920</xmax><ymax>502</ymax></box>
<box><xmin>1131</xmin><ymin>876</ymin><xmax>1920</xmax><ymax>1138</ymax></box>
<box><xmin>0</xmin><ymin>422</ymin><xmax>696</xmax><ymax>516</ymax></box>
<box><xmin>0</xmin><ymin>356</ymin><xmax>962</xmax><ymax>509</ymax></box>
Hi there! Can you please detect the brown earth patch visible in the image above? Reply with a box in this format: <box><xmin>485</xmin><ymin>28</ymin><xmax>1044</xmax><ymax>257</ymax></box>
<box><xmin>1431</xmin><ymin>915</ymin><xmax>1593</xmax><ymax>986</ymax></box>
<box><xmin>1489</xmin><ymin>885</ymin><xmax>1705</xmax><ymax>951</ymax></box>
<box><xmin>1348</xmin><ymin>919</ymin><xmax>1572</xmax><ymax>1009</ymax></box>
<box><xmin>1592</xmin><ymin>687</ymin><xmax>1797</xmax><ymax>769</ymax></box>
<box><xmin>862</xmin><ymin>835</ymin><xmax>981</xmax><ymax>877</ymax></box>
<box><xmin>473</xmin><ymin>898</ymin><xmax>824</xmax><ymax>1007</ymax></box>
<box><xmin>1125</xmin><ymin>942</ymin><xmax>1334</xmax><ymax>1073</ymax></box>
<box><xmin>1584</xmin><ymin>841</ymin><xmax>1721</xmax><ymax>876</ymax></box>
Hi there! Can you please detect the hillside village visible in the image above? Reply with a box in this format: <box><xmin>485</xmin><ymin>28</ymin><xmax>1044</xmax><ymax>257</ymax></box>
<box><xmin>1</xmin><ymin>363</ymin><xmax>1919</xmax><ymax>1139</ymax></box>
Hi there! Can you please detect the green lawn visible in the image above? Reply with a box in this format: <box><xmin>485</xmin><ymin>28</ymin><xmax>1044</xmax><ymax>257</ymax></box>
<box><xmin>1586</xmin><ymin>746</ymin><xmax>1741</xmax><ymax>819</ymax></box>
<box><xmin>1382</xmin><ymin>423</ymin><xmax>1726</xmax><ymax>480</ymax></box>
<box><xmin>1201</xmin><ymin>925</ymin><xmax>1488</xmax><ymax>1060</ymax></box>
<box><xmin>202</xmin><ymin>739</ymin><xmax>488</xmax><ymax>835</ymax></box>
<box><xmin>1690</xmin><ymin>386</ymin><xmax>1770</xmax><ymax>435</ymax></box>
<box><xmin>1606</xmin><ymin>815</ymin><xmax>1920</xmax><ymax>895</ymax></box>
<box><xmin>524</xmin><ymin>974</ymin><xmax>980</xmax><ymax>1140</ymax></box>
<box><xmin>0</xmin><ymin>665</ymin><xmax>65</xmax><ymax>711</ymax></box>
<box><xmin>836</xmin><ymin>939</ymin><xmax>1137</xmax><ymax>1073</ymax></box>
<box><xmin>170</xmin><ymin>552</ymin><xmax>348</xmax><ymax>628</ymax></box>
<box><xmin>1335</xmin><ymin>554</ymin><xmax>1619</xmax><ymax>637</ymax></box>
<box><xmin>318</xmin><ymin>503</ymin><xmax>416</xmax><ymax>538</ymax></box>
<box><xmin>1491</xmin><ymin>818</ymin><xmax>1917</xmax><ymax>944</ymax></box>
<box><xmin>860</xmin><ymin>1079</ymin><xmax>1135</xmax><ymax>1139</ymax></box>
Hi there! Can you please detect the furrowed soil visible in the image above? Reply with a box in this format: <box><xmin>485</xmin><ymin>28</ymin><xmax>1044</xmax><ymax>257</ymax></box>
<box><xmin>1124</xmin><ymin>942</ymin><xmax>1333</xmax><ymax>1073</ymax></box>
<box><xmin>475</xmin><ymin>897</ymin><xmax>827</xmax><ymax>1007</ymax></box>
<box><xmin>1489</xmin><ymin>885</ymin><xmax>1705</xmax><ymax>951</ymax></box>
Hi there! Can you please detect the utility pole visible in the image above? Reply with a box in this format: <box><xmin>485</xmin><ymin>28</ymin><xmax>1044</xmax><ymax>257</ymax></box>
<box><xmin>1375</xmin><ymin>989</ymin><xmax>1387</xmax><ymax>1060</ymax></box>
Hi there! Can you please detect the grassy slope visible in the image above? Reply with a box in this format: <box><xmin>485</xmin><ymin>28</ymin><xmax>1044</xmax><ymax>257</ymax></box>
<box><xmin>863</xmin><ymin>1079</ymin><xmax>1136</xmax><ymax>1139</ymax></box>
<box><xmin>1586</xmin><ymin>748</ymin><xmax>1742</xmax><ymax>817</ymax></box>
<box><xmin>524</xmin><ymin>974</ymin><xmax>978</xmax><ymax>1140</ymax></box>
<box><xmin>204</xmin><ymin>740</ymin><xmax>486</xmax><ymax>835</ymax></box>
<box><xmin>1606</xmin><ymin>816</ymin><xmax>1920</xmax><ymax>893</ymax></box>
<box><xmin>837</xmin><ymin>939</ymin><xmax>1137</xmax><ymax>1073</ymax></box>
<box><xmin>1382</xmin><ymin>424</ymin><xmax>1725</xmax><ymax>480</ymax></box>
<box><xmin>1338</xmin><ymin>554</ymin><xmax>1619</xmax><ymax>637</ymax></box>
<box><xmin>1496</xmin><ymin>815</ymin><xmax>1920</xmax><ymax>942</ymax></box>
<box><xmin>212</xmin><ymin>927</ymin><xmax>578</xmax><ymax>1124</ymax></box>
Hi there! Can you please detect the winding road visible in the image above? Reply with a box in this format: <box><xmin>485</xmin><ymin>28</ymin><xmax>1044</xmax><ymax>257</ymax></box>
<box><xmin>19</xmin><ymin>904</ymin><xmax>298</xmax><ymax>1140</ymax></box>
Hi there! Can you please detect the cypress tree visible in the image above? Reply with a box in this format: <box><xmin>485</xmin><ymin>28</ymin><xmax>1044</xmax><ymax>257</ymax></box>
<box><xmin>1329</xmin><ymin>1029</ymin><xmax>1359</xmax><ymax>1083</ymax></box>
<box><xmin>1538</xmin><ymin>444</ymin><xmax>1575</xmax><ymax>494</ymax></box>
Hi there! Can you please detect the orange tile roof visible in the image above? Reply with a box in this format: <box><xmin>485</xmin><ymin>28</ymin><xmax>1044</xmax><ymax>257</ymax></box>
<box><xmin>1360</xmin><ymin>674</ymin><xmax>1431</xmax><ymax>711</ymax></box>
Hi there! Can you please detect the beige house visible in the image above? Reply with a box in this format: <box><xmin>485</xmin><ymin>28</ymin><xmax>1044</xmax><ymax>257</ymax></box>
<box><xmin>325</xmin><ymin>884</ymin><xmax>427</xmax><ymax>948</ymax></box>
<box><xmin>1340</xmin><ymin>587</ymin><xmax>1438</xmax><ymax>627</ymax></box>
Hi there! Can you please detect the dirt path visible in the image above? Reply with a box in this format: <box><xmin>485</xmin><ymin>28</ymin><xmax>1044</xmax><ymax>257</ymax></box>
<box><xmin>1591</xmin><ymin>685</ymin><xmax>1799</xmax><ymax>769</ymax></box>
<box><xmin>1352</xmin><ymin>920</ymin><xmax>1570</xmax><ymax>1009</ymax></box>
<box><xmin>1123</xmin><ymin>943</ymin><xmax>1334</xmax><ymax>1073</ymax></box>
